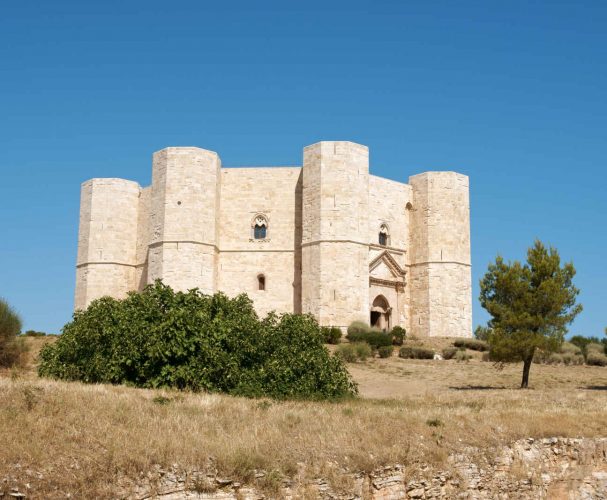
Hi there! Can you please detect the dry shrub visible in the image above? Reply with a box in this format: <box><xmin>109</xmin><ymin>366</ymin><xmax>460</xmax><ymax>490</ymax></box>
<box><xmin>354</xmin><ymin>342</ymin><xmax>372</xmax><ymax>361</ymax></box>
<box><xmin>377</xmin><ymin>346</ymin><xmax>393</xmax><ymax>358</ymax></box>
<box><xmin>335</xmin><ymin>342</ymin><xmax>371</xmax><ymax>362</ymax></box>
<box><xmin>399</xmin><ymin>346</ymin><xmax>434</xmax><ymax>360</ymax></box>
<box><xmin>335</xmin><ymin>344</ymin><xmax>357</xmax><ymax>363</ymax></box>
<box><xmin>560</xmin><ymin>342</ymin><xmax>582</xmax><ymax>356</ymax></box>
<box><xmin>455</xmin><ymin>350</ymin><xmax>472</xmax><ymax>362</ymax></box>
<box><xmin>453</xmin><ymin>338</ymin><xmax>489</xmax><ymax>352</ymax></box>
<box><xmin>442</xmin><ymin>347</ymin><xmax>458</xmax><ymax>360</ymax></box>
<box><xmin>547</xmin><ymin>353</ymin><xmax>564</xmax><ymax>365</ymax></box>
<box><xmin>586</xmin><ymin>352</ymin><xmax>607</xmax><ymax>367</ymax></box>
<box><xmin>586</xmin><ymin>343</ymin><xmax>605</xmax><ymax>355</ymax></box>
<box><xmin>562</xmin><ymin>352</ymin><xmax>584</xmax><ymax>366</ymax></box>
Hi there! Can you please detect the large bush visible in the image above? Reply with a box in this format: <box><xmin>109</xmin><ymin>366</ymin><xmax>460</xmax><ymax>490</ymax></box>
<box><xmin>390</xmin><ymin>326</ymin><xmax>406</xmax><ymax>346</ymax></box>
<box><xmin>346</xmin><ymin>322</ymin><xmax>392</xmax><ymax>349</ymax></box>
<box><xmin>39</xmin><ymin>282</ymin><xmax>357</xmax><ymax>400</ymax></box>
<box><xmin>0</xmin><ymin>298</ymin><xmax>26</xmax><ymax>368</ymax></box>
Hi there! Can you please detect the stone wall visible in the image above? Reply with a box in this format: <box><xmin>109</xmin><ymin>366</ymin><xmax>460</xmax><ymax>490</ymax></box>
<box><xmin>218</xmin><ymin>167</ymin><xmax>302</xmax><ymax>318</ymax></box>
<box><xmin>75</xmin><ymin>142</ymin><xmax>473</xmax><ymax>337</ymax></box>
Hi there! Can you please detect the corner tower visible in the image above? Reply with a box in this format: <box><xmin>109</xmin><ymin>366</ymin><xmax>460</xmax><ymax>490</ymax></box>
<box><xmin>147</xmin><ymin>147</ymin><xmax>220</xmax><ymax>293</ymax></box>
<box><xmin>75</xmin><ymin>178</ymin><xmax>140</xmax><ymax>309</ymax></box>
<box><xmin>301</xmin><ymin>141</ymin><xmax>369</xmax><ymax>327</ymax></box>
<box><xmin>408</xmin><ymin>172</ymin><xmax>472</xmax><ymax>337</ymax></box>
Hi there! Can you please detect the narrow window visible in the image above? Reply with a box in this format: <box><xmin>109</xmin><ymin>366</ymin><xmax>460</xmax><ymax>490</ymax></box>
<box><xmin>252</xmin><ymin>215</ymin><xmax>268</xmax><ymax>240</ymax></box>
<box><xmin>258</xmin><ymin>274</ymin><xmax>266</xmax><ymax>291</ymax></box>
<box><xmin>379</xmin><ymin>224</ymin><xmax>389</xmax><ymax>246</ymax></box>
<box><xmin>254</xmin><ymin>224</ymin><xmax>267</xmax><ymax>239</ymax></box>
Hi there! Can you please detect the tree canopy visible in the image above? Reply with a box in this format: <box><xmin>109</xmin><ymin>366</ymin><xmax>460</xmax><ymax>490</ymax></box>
<box><xmin>479</xmin><ymin>240</ymin><xmax>582</xmax><ymax>388</ymax></box>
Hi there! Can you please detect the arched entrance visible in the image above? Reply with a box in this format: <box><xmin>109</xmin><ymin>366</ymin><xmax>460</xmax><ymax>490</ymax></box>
<box><xmin>370</xmin><ymin>295</ymin><xmax>391</xmax><ymax>331</ymax></box>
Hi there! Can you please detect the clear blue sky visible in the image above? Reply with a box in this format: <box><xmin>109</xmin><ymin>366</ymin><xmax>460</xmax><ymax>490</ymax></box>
<box><xmin>1</xmin><ymin>1</ymin><xmax>605</xmax><ymax>336</ymax></box>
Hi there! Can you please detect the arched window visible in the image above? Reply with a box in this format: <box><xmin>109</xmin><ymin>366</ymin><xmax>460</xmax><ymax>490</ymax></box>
<box><xmin>258</xmin><ymin>274</ymin><xmax>266</xmax><ymax>291</ymax></box>
<box><xmin>379</xmin><ymin>224</ymin><xmax>389</xmax><ymax>246</ymax></box>
<box><xmin>252</xmin><ymin>215</ymin><xmax>268</xmax><ymax>240</ymax></box>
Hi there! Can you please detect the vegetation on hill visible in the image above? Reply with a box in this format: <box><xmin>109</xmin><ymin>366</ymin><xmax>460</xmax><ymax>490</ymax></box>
<box><xmin>346</xmin><ymin>321</ymin><xmax>406</xmax><ymax>347</ymax></box>
<box><xmin>0</xmin><ymin>298</ymin><xmax>27</xmax><ymax>368</ymax></box>
<box><xmin>38</xmin><ymin>281</ymin><xmax>357</xmax><ymax>400</ymax></box>
<box><xmin>479</xmin><ymin>240</ymin><xmax>582</xmax><ymax>388</ymax></box>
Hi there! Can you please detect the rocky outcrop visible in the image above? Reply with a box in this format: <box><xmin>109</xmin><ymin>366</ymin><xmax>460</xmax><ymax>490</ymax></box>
<box><xmin>5</xmin><ymin>438</ymin><xmax>606</xmax><ymax>499</ymax></box>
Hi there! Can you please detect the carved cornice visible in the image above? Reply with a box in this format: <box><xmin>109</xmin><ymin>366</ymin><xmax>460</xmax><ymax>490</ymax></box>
<box><xmin>369</xmin><ymin>276</ymin><xmax>405</xmax><ymax>291</ymax></box>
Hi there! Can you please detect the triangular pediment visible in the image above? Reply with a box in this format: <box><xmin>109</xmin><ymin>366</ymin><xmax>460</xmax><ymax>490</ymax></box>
<box><xmin>369</xmin><ymin>251</ymin><xmax>406</xmax><ymax>279</ymax></box>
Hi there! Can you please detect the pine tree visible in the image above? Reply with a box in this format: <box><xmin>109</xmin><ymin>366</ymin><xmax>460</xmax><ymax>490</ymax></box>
<box><xmin>479</xmin><ymin>240</ymin><xmax>582</xmax><ymax>388</ymax></box>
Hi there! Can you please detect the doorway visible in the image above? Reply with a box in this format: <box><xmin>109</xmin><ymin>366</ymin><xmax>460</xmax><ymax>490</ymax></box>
<box><xmin>370</xmin><ymin>295</ymin><xmax>391</xmax><ymax>331</ymax></box>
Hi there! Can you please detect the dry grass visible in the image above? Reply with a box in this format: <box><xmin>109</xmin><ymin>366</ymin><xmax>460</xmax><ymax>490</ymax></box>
<box><xmin>1</xmin><ymin>337</ymin><xmax>607</xmax><ymax>498</ymax></box>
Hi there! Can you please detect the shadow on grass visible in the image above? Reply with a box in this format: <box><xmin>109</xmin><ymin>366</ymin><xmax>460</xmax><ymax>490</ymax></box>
<box><xmin>448</xmin><ymin>385</ymin><xmax>509</xmax><ymax>391</ymax></box>
<box><xmin>583</xmin><ymin>385</ymin><xmax>607</xmax><ymax>391</ymax></box>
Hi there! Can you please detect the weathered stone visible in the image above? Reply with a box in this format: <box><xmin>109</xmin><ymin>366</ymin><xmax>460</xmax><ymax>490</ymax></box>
<box><xmin>75</xmin><ymin>141</ymin><xmax>472</xmax><ymax>338</ymax></box>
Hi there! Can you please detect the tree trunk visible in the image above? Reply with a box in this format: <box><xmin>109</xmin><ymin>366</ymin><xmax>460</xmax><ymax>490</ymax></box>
<box><xmin>521</xmin><ymin>353</ymin><xmax>534</xmax><ymax>389</ymax></box>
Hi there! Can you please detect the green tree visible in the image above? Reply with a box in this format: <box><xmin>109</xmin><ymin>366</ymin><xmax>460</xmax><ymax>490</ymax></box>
<box><xmin>473</xmin><ymin>325</ymin><xmax>492</xmax><ymax>341</ymax></box>
<box><xmin>479</xmin><ymin>240</ymin><xmax>582</xmax><ymax>388</ymax></box>
<box><xmin>0</xmin><ymin>298</ymin><xmax>24</xmax><ymax>367</ymax></box>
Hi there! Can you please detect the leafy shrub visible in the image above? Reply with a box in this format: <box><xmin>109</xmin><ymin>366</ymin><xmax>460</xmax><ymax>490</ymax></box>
<box><xmin>442</xmin><ymin>347</ymin><xmax>458</xmax><ymax>360</ymax></box>
<box><xmin>474</xmin><ymin>325</ymin><xmax>492</xmax><ymax>341</ymax></box>
<box><xmin>335</xmin><ymin>344</ymin><xmax>357</xmax><ymax>363</ymax></box>
<box><xmin>321</xmin><ymin>326</ymin><xmax>342</xmax><ymax>345</ymax></box>
<box><xmin>586</xmin><ymin>352</ymin><xmax>607</xmax><ymax>367</ymax></box>
<box><xmin>347</xmin><ymin>329</ymin><xmax>392</xmax><ymax>349</ymax></box>
<box><xmin>39</xmin><ymin>282</ymin><xmax>357</xmax><ymax>400</ymax></box>
<box><xmin>390</xmin><ymin>326</ymin><xmax>406</xmax><ymax>346</ymax></box>
<box><xmin>354</xmin><ymin>342</ymin><xmax>372</xmax><ymax>361</ymax></box>
<box><xmin>455</xmin><ymin>349</ymin><xmax>472</xmax><ymax>362</ymax></box>
<box><xmin>0</xmin><ymin>298</ymin><xmax>27</xmax><ymax>368</ymax></box>
<box><xmin>378</xmin><ymin>346</ymin><xmax>393</xmax><ymax>358</ymax></box>
<box><xmin>398</xmin><ymin>346</ymin><xmax>434</xmax><ymax>360</ymax></box>
<box><xmin>453</xmin><ymin>338</ymin><xmax>489</xmax><ymax>352</ymax></box>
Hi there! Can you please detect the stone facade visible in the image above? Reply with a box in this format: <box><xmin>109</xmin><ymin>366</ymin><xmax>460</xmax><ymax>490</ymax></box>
<box><xmin>75</xmin><ymin>141</ymin><xmax>472</xmax><ymax>337</ymax></box>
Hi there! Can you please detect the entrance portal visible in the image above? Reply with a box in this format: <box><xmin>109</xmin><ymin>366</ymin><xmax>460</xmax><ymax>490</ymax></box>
<box><xmin>370</xmin><ymin>295</ymin><xmax>391</xmax><ymax>331</ymax></box>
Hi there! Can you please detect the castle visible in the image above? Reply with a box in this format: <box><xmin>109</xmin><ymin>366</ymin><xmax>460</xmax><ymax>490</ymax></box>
<box><xmin>75</xmin><ymin>141</ymin><xmax>472</xmax><ymax>337</ymax></box>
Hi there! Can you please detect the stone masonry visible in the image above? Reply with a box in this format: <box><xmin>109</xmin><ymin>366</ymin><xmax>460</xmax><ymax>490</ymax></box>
<box><xmin>75</xmin><ymin>141</ymin><xmax>472</xmax><ymax>337</ymax></box>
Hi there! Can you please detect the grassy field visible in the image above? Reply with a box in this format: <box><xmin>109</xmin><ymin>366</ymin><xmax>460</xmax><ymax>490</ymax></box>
<box><xmin>1</xmin><ymin>337</ymin><xmax>607</xmax><ymax>498</ymax></box>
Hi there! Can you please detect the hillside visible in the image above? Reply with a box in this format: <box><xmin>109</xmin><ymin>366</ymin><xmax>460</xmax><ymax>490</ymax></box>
<box><xmin>1</xmin><ymin>337</ymin><xmax>607</xmax><ymax>498</ymax></box>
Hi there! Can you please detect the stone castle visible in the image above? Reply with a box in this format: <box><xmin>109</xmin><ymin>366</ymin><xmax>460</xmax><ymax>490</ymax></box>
<box><xmin>75</xmin><ymin>141</ymin><xmax>472</xmax><ymax>337</ymax></box>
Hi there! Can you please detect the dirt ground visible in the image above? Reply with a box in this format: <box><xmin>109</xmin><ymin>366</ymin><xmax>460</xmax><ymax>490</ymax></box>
<box><xmin>348</xmin><ymin>355</ymin><xmax>607</xmax><ymax>397</ymax></box>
